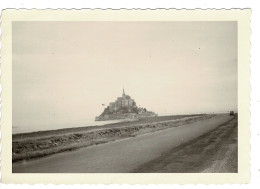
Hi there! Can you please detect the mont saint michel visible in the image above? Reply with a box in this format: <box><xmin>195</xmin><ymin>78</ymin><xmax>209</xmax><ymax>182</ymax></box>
<box><xmin>95</xmin><ymin>88</ymin><xmax>157</xmax><ymax>121</ymax></box>
<box><xmin>11</xmin><ymin>20</ymin><xmax>240</xmax><ymax>175</ymax></box>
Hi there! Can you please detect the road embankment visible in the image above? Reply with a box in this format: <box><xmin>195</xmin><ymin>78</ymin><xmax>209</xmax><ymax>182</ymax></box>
<box><xmin>13</xmin><ymin>115</ymin><xmax>212</xmax><ymax>162</ymax></box>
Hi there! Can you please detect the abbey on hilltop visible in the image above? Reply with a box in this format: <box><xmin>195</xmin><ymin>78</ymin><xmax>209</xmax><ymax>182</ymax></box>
<box><xmin>95</xmin><ymin>88</ymin><xmax>157</xmax><ymax>121</ymax></box>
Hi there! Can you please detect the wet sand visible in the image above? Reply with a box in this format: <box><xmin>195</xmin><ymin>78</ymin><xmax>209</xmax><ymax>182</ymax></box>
<box><xmin>13</xmin><ymin>114</ymin><xmax>234</xmax><ymax>173</ymax></box>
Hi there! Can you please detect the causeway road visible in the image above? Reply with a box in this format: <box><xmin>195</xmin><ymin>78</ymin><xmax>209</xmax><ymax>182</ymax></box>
<box><xmin>13</xmin><ymin>114</ymin><xmax>233</xmax><ymax>173</ymax></box>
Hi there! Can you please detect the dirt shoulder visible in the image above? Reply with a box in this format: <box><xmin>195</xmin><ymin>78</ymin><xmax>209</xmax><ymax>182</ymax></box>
<box><xmin>13</xmin><ymin>115</ymin><xmax>213</xmax><ymax>163</ymax></box>
<box><xmin>133</xmin><ymin>115</ymin><xmax>238</xmax><ymax>173</ymax></box>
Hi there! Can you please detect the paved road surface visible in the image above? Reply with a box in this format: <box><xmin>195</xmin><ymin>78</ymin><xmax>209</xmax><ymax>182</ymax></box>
<box><xmin>13</xmin><ymin>114</ymin><xmax>233</xmax><ymax>173</ymax></box>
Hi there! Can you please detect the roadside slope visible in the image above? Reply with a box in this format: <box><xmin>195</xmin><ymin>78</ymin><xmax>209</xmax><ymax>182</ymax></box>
<box><xmin>12</xmin><ymin>115</ymin><xmax>211</xmax><ymax>162</ymax></box>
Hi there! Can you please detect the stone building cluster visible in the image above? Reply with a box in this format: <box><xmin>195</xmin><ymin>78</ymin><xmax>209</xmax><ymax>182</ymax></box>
<box><xmin>108</xmin><ymin>88</ymin><xmax>136</xmax><ymax>112</ymax></box>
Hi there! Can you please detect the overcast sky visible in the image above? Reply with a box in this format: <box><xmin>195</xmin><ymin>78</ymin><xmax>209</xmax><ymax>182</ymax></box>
<box><xmin>13</xmin><ymin>21</ymin><xmax>237</xmax><ymax>128</ymax></box>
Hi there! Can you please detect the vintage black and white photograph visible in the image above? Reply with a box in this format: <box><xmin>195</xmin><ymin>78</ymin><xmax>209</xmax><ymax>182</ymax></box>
<box><xmin>10</xmin><ymin>20</ymin><xmax>240</xmax><ymax>173</ymax></box>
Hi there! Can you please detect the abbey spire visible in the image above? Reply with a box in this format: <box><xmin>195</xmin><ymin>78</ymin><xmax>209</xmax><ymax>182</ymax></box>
<box><xmin>122</xmin><ymin>87</ymin><xmax>125</xmax><ymax>97</ymax></box>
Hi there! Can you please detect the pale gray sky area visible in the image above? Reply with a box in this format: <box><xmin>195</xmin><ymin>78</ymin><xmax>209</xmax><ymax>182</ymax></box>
<box><xmin>13</xmin><ymin>21</ymin><xmax>237</xmax><ymax>128</ymax></box>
